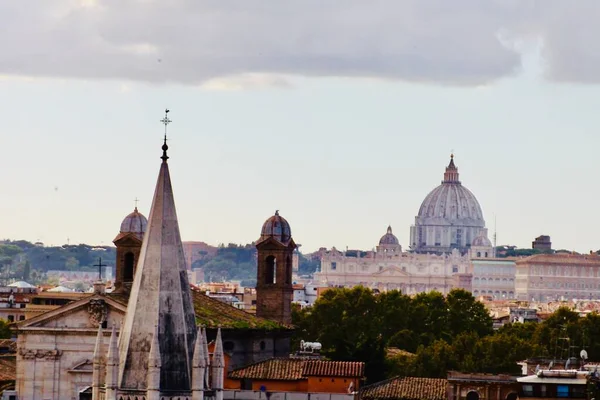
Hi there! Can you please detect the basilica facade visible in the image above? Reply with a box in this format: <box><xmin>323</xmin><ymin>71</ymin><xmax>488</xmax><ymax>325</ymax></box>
<box><xmin>314</xmin><ymin>155</ymin><xmax>494</xmax><ymax>295</ymax></box>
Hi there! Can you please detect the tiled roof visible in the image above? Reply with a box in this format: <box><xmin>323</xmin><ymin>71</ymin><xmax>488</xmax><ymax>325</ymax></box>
<box><xmin>516</xmin><ymin>253</ymin><xmax>600</xmax><ymax>266</ymax></box>
<box><xmin>303</xmin><ymin>360</ymin><xmax>365</xmax><ymax>377</ymax></box>
<box><xmin>0</xmin><ymin>340</ymin><xmax>16</xmax><ymax>353</ymax></box>
<box><xmin>229</xmin><ymin>358</ymin><xmax>365</xmax><ymax>381</ymax></box>
<box><xmin>360</xmin><ymin>376</ymin><xmax>447</xmax><ymax>400</ymax></box>
<box><xmin>108</xmin><ymin>286</ymin><xmax>290</xmax><ymax>330</ymax></box>
<box><xmin>0</xmin><ymin>356</ymin><xmax>16</xmax><ymax>381</ymax></box>
<box><xmin>230</xmin><ymin>358</ymin><xmax>305</xmax><ymax>380</ymax></box>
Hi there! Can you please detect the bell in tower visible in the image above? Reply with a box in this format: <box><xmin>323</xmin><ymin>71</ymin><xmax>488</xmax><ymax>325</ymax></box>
<box><xmin>255</xmin><ymin>210</ymin><xmax>297</xmax><ymax>325</ymax></box>
<box><xmin>113</xmin><ymin>206</ymin><xmax>147</xmax><ymax>293</ymax></box>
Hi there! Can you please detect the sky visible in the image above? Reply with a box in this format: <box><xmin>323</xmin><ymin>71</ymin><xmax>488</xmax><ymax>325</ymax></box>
<box><xmin>2</xmin><ymin>0</ymin><xmax>600</xmax><ymax>253</ymax></box>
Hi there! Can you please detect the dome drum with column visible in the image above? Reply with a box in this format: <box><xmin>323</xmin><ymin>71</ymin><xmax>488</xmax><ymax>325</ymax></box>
<box><xmin>410</xmin><ymin>155</ymin><xmax>487</xmax><ymax>255</ymax></box>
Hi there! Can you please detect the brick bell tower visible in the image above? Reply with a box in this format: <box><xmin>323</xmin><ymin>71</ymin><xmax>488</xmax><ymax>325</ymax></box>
<box><xmin>255</xmin><ymin>210</ymin><xmax>297</xmax><ymax>325</ymax></box>
<box><xmin>113</xmin><ymin>206</ymin><xmax>147</xmax><ymax>293</ymax></box>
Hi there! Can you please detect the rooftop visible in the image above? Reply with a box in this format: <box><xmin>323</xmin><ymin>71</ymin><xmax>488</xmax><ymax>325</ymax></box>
<box><xmin>108</xmin><ymin>286</ymin><xmax>289</xmax><ymax>330</ymax></box>
<box><xmin>360</xmin><ymin>376</ymin><xmax>447</xmax><ymax>400</ymax></box>
<box><xmin>229</xmin><ymin>358</ymin><xmax>365</xmax><ymax>381</ymax></box>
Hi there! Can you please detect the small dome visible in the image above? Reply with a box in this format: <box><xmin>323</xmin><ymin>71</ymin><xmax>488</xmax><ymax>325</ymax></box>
<box><xmin>120</xmin><ymin>207</ymin><xmax>148</xmax><ymax>236</ymax></box>
<box><xmin>260</xmin><ymin>210</ymin><xmax>292</xmax><ymax>244</ymax></box>
<box><xmin>379</xmin><ymin>226</ymin><xmax>399</xmax><ymax>245</ymax></box>
<box><xmin>472</xmin><ymin>232</ymin><xmax>492</xmax><ymax>247</ymax></box>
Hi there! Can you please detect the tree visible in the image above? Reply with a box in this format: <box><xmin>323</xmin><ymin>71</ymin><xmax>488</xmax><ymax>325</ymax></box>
<box><xmin>446</xmin><ymin>289</ymin><xmax>493</xmax><ymax>338</ymax></box>
<box><xmin>0</xmin><ymin>320</ymin><xmax>11</xmax><ymax>339</ymax></box>
<box><xmin>22</xmin><ymin>260</ymin><xmax>31</xmax><ymax>281</ymax></box>
<box><xmin>292</xmin><ymin>286</ymin><xmax>386</xmax><ymax>383</ymax></box>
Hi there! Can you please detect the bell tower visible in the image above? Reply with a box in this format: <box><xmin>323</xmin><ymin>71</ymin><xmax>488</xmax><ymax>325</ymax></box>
<box><xmin>113</xmin><ymin>206</ymin><xmax>147</xmax><ymax>292</ymax></box>
<box><xmin>255</xmin><ymin>211</ymin><xmax>296</xmax><ymax>325</ymax></box>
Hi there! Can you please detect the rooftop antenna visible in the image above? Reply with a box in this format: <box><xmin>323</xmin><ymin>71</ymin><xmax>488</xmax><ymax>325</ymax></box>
<box><xmin>493</xmin><ymin>215</ymin><xmax>497</xmax><ymax>248</ymax></box>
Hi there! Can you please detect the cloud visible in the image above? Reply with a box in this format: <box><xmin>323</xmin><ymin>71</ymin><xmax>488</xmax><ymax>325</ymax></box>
<box><xmin>1</xmin><ymin>1</ymin><xmax>599</xmax><ymax>86</ymax></box>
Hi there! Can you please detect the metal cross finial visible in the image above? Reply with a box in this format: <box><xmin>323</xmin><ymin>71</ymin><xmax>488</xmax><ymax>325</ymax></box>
<box><xmin>160</xmin><ymin>108</ymin><xmax>171</xmax><ymax>140</ymax></box>
<box><xmin>160</xmin><ymin>109</ymin><xmax>171</xmax><ymax>161</ymax></box>
<box><xmin>134</xmin><ymin>197</ymin><xmax>139</xmax><ymax>210</ymax></box>
<box><xmin>94</xmin><ymin>257</ymin><xmax>107</xmax><ymax>281</ymax></box>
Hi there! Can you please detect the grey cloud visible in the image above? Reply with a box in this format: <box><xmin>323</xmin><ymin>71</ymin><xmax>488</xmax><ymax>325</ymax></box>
<box><xmin>0</xmin><ymin>0</ymin><xmax>598</xmax><ymax>85</ymax></box>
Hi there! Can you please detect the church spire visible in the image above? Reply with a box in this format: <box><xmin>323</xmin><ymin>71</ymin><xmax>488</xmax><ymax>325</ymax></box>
<box><xmin>442</xmin><ymin>153</ymin><xmax>461</xmax><ymax>184</ymax></box>
<box><xmin>118</xmin><ymin>110</ymin><xmax>197</xmax><ymax>393</ymax></box>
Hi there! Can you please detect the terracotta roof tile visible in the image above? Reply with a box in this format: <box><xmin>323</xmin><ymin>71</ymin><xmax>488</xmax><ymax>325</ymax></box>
<box><xmin>517</xmin><ymin>253</ymin><xmax>600</xmax><ymax>266</ymax></box>
<box><xmin>0</xmin><ymin>356</ymin><xmax>16</xmax><ymax>381</ymax></box>
<box><xmin>108</xmin><ymin>286</ymin><xmax>291</xmax><ymax>330</ymax></box>
<box><xmin>0</xmin><ymin>340</ymin><xmax>16</xmax><ymax>354</ymax></box>
<box><xmin>229</xmin><ymin>358</ymin><xmax>365</xmax><ymax>381</ymax></box>
<box><xmin>230</xmin><ymin>358</ymin><xmax>305</xmax><ymax>380</ymax></box>
<box><xmin>360</xmin><ymin>376</ymin><xmax>447</xmax><ymax>400</ymax></box>
<box><xmin>303</xmin><ymin>360</ymin><xmax>364</xmax><ymax>377</ymax></box>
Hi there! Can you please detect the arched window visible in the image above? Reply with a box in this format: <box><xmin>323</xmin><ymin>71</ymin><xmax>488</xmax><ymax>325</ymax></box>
<box><xmin>124</xmin><ymin>252</ymin><xmax>135</xmax><ymax>281</ymax></box>
<box><xmin>265</xmin><ymin>256</ymin><xmax>276</xmax><ymax>284</ymax></box>
<box><xmin>477</xmin><ymin>252</ymin><xmax>481</xmax><ymax>257</ymax></box>
<box><xmin>506</xmin><ymin>393</ymin><xmax>518</xmax><ymax>400</ymax></box>
<box><xmin>466</xmin><ymin>391</ymin><xmax>480</xmax><ymax>400</ymax></box>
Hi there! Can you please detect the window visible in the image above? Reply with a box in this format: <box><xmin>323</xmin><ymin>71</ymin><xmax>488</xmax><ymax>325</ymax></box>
<box><xmin>452</xmin><ymin>266</ymin><xmax>458</xmax><ymax>273</ymax></box>
<box><xmin>124</xmin><ymin>252</ymin><xmax>135</xmax><ymax>281</ymax></box>
<box><xmin>331</xmin><ymin>262</ymin><xmax>337</xmax><ymax>271</ymax></box>
<box><xmin>19</xmin><ymin>315</ymin><xmax>25</xmax><ymax>321</ymax></box>
<box><xmin>571</xmin><ymin>386</ymin><xmax>586</xmax><ymax>398</ymax></box>
<box><xmin>466</xmin><ymin>391</ymin><xmax>479</xmax><ymax>400</ymax></box>
<box><xmin>557</xmin><ymin>385</ymin><xmax>569</xmax><ymax>398</ymax></box>
<box><xmin>522</xmin><ymin>385</ymin><xmax>534</xmax><ymax>397</ymax></box>
<box><xmin>265</xmin><ymin>256</ymin><xmax>276</xmax><ymax>284</ymax></box>
<box><xmin>224</xmin><ymin>341</ymin><xmax>235</xmax><ymax>351</ymax></box>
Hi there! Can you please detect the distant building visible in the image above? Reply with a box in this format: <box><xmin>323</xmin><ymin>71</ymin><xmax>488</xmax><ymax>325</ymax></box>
<box><xmin>228</xmin><ymin>358</ymin><xmax>364</xmax><ymax>394</ymax></box>
<box><xmin>471</xmin><ymin>258</ymin><xmax>516</xmax><ymax>299</ymax></box>
<box><xmin>515</xmin><ymin>253</ymin><xmax>600</xmax><ymax>301</ymax></box>
<box><xmin>292</xmin><ymin>283</ymin><xmax>324</xmax><ymax>308</ymax></box>
<box><xmin>314</xmin><ymin>225</ymin><xmax>477</xmax><ymax>295</ymax></box>
<box><xmin>410</xmin><ymin>155</ymin><xmax>487</xmax><ymax>255</ymax></box>
<box><xmin>532</xmin><ymin>235</ymin><xmax>552</xmax><ymax>251</ymax></box>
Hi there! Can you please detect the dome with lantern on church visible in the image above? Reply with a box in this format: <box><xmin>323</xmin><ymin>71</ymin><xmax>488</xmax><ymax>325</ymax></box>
<box><xmin>379</xmin><ymin>226</ymin><xmax>399</xmax><ymax>245</ymax></box>
<box><xmin>259</xmin><ymin>210</ymin><xmax>292</xmax><ymax>244</ymax></box>
<box><xmin>119</xmin><ymin>207</ymin><xmax>147</xmax><ymax>240</ymax></box>
<box><xmin>409</xmin><ymin>154</ymin><xmax>486</xmax><ymax>255</ymax></box>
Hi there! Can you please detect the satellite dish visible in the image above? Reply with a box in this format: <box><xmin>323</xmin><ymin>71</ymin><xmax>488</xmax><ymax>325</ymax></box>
<box><xmin>565</xmin><ymin>359</ymin><xmax>571</xmax><ymax>370</ymax></box>
<box><xmin>549</xmin><ymin>361</ymin><xmax>554</xmax><ymax>370</ymax></box>
<box><xmin>535</xmin><ymin>365</ymin><xmax>541</xmax><ymax>374</ymax></box>
<box><xmin>581</xmin><ymin>350</ymin><xmax>589</xmax><ymax>360</ymax></box>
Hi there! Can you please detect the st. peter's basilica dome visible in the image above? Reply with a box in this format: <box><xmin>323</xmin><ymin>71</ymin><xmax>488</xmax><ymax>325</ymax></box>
<box><xmin>409</xmin><ymin>155</ymin><xmax>486</xmax><ymax>255</ymax></box>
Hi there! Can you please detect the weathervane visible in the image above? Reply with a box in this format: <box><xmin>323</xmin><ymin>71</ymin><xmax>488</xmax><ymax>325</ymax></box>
<box><xmin>160</xmin><ymin>109</ymin><xmax>171</xmax><ymax>161</ymax></box>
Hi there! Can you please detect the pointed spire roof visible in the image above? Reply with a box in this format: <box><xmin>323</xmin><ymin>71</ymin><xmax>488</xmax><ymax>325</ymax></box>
<box><xmin>212</xmin><ymin>328</ymin><xmax>225</xmax><ymax>368</ymax></box>
<box><xmin>118</xmin><ymin>116</ymin><xmax>197</xmax><ymax>392</ymax></box>
<box><xmin>107</xmin><ymin>324</ymin><xmax>118</xmax><ymax>363</ymax></box>
<box><xmin>193</xmin><ymin>327</ymin><xmax>206</xmax><ymax>368</ymax></box>
<box><xmin>93</xmin><ymin>325</ymin><xmax>104</xmax><ymax>361</ymax></box>
<box><xmin>442</xmin><ymin>153</ymin><xmax>461</xmax><ymax>184</ymax></box>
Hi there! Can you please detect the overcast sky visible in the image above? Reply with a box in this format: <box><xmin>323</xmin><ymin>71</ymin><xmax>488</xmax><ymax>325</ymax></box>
<box><xmin>2</xmin><ymin>0</ymin><xmax>600</xmax><ymax>253</ymax></box>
